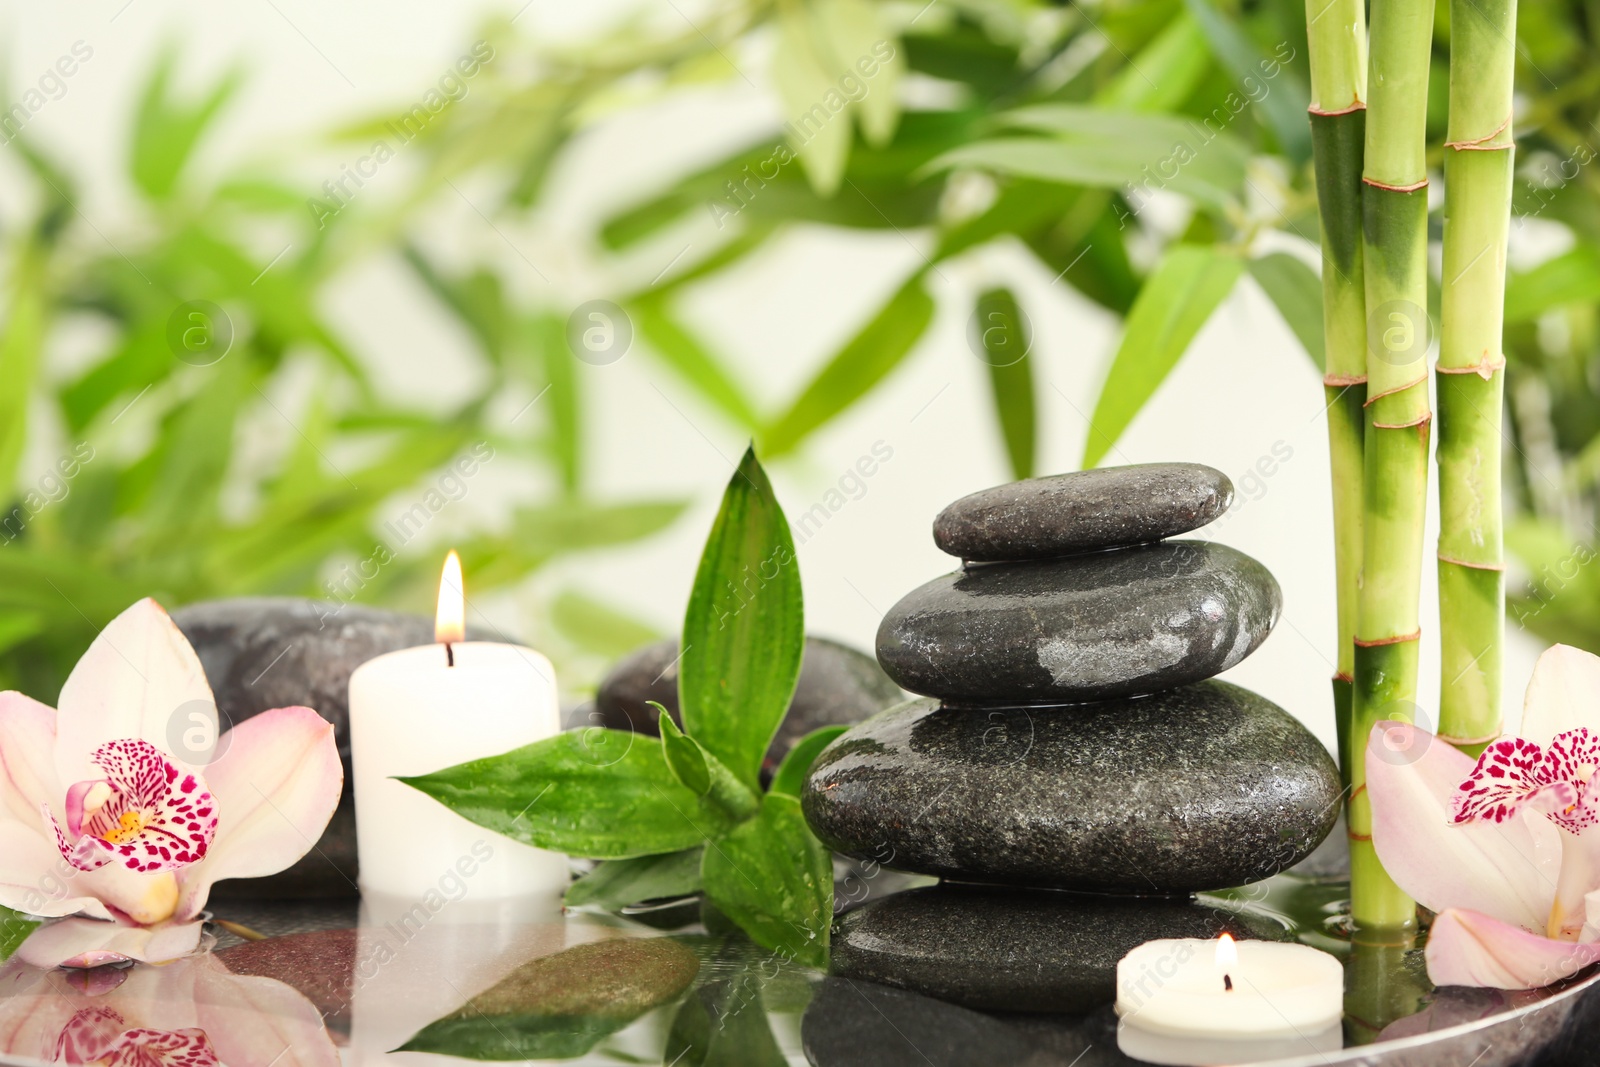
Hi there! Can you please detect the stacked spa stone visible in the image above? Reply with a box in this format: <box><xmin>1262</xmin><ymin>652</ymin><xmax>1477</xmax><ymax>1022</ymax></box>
<box><xmin>800</xmin><ymin>463</ymin><xmax>1341</xmax><ymax>1015</ymax></box>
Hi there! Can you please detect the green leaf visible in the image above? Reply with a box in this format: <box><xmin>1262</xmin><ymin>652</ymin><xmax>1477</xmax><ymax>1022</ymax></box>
<box><xmin>529</xmin><ymin>313</ymin><xmax>581</xmax><ymax>492</ymax></box>
<box><xmin>1183</xmin><ymin>0</ymin><xmax>1311</xmax><ymax>163</ymax></box>
<box><xmin>565</xmin><ymin>848</ymin><xmax>705</xmax><ymax>909</ymax></box>
<box><xmin>1084</xmin><ymin>245</ymin><xmax>1242</xmax><ymax>467</ymax></box>
<box><xmin>1095</xmin><ymin>13</ymin><xmax>1213</xmax><ymax>113</ymax></box>
<box><xmin>0</xmin><ymin>245</ymin><xmax>45</xmax><ymax>503</ymax></box>
<box><xmin>931</xmin><ymin>106</ymin><xmax>1251</xmax><ymax>216</ymax></box>
<box><xmin>397</xmin><ymin>938</ymin><xmax>700</xmax><ymax>1060</ymax></box>
<box><xmin>632</xmin><ymin>298</ymin><xmax>761</xmax><ymax>430</ymax></box>
<box><xmin>680</xmin><ymin>448</ymin><xmax>804</xmax><ymax>791</ymax></box>
<box><xmin>974</xmin><ymin>288</ymin><xmax>1037</xmax><ymax>479</ymax></box>
<box><xmin>398</xmin><ymin>729</ymin><xmax>742</xmax><ymax>859</ymax></box>
<box><xmin>0</xmin><ymin>906</ymin><xmax>38</xmax><ymax>963</ymax></box>
<box><xmin>550</xmin><ymin>590</ymin><xmax>661</xmax><ymax>661</ymax></box>
<box><xmin>701</xmin><ymin>794</ymin><xmax>832</xmax><ymax>968</ymax></box>
<box><xmin>1248</xmin><ymin>253</ymin><xmax>1325</xmax><ymax>370</ymax></box>
<box><xmin>658</xmin><ymin>706</ymin><xmax>763</xmax><ymax>823</ymax></box>
<box><xmin>405</xmin><ymin>245</ymin><xmax>511</xmax><ymax>367</ymax></box>
<box><xmin>664</xmin><ymin>980</ymin><xmax>789</xmax><ymax>1067</ymax></box>
<box><xmin>769</xmin><ymin>725</ymin><xmax>848</xmax><ymax>798</ymax></box>
<box><xmin>762</xmin><ymin>274</ymin><xmax>934</xmax><ymax>456</ymax></box>
<box><xmin>814</xmin><ymin>0</ymin><xmax>902</xmax><ymax>147</ymax></box>
<box><xmin>1504</xmin><ymin>246</ymin><xmax>1600</xmax><ymax>324</ymax></box>
<box><xmin>130</xmin><ymin>47</ymin><xmax>242</xmax><ymax>200</ymax></box>
<box><xmin>771</xmin><ymin>7</ymin><xmax>854</xmax><ymax>196</ymax></box>
<box><xmin>515</xmin><ymin>499</ymin><xmax>688</xmax><ymax>555</ymax></box>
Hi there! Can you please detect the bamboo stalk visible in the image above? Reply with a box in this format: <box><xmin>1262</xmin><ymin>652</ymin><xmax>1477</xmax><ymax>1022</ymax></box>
<box><xmin>1305</xmin><ymin>0</ymin><xmax>1367</xmax><ymax>785</ymax></box>
<box><xmin>1438</xmin><ymin>0</ymin><xmax>1514</xmax><ymax>759</ymax></box>
<box><xmin>1351</xmin><ymin>0</ymin><xmax>1435</xmax><ymax>930</ymax></box>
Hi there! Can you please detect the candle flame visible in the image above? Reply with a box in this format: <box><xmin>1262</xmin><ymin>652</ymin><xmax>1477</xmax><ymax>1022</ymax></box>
<box><xmin>1215</xmin><ymin>932</ymin><xmax>1237</xmax><ymax>969</ymax></box>
<box><xmin>436</xmin><ymin>550</ymin><xmax>466</xmax><ymax>646</ymax></box>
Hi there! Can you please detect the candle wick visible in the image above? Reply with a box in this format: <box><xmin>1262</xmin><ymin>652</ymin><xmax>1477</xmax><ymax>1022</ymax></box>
<box><xmin>446</xmin><ymin>642</ymin><xmax>455</xmax><ymax>668</ymax></box>
<box><xmin>1224</xmin><ymin>973</ymin><xmax>1233</xmax><ymax>992</ymax></box>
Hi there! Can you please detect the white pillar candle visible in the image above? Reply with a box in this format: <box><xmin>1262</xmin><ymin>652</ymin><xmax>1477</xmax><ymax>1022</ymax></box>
<box><xmin>349</xmin><ymin>551</ymin><xmax>568</xmax><ymax>901</ymax></box>
<box><xmin>1115</xmin><ymin>935</ymin><xmax>1343</xmax><ymax>1040</ymax></box>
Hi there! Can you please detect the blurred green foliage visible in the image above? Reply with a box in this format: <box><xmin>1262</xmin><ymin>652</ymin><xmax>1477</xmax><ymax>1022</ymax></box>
<box><xmin>7</xmin><ymin>0</ymin><xmax>1600</xmax><ymax>700</ymax></box>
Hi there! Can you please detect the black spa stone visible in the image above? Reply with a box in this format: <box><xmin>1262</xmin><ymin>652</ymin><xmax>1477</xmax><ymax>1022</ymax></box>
<box><xmin>831</xmin><ymin>883</ymin><xmax>1280</xmax><ymax>1014</ymax></box>
<box><xmin>876</xmin><ymin>540</ymin><xmax>1280</xmax><ymax>706</ymax></box>
<box><xmin>800</xmin><ymin>685</ymin><xmax>1340</xmax><ymax>893</ymax></box>
<box><xmin>592</xmin><ymin>635</ymin><xmax>901</xmax><ymax>776</ymax></box>
<box><xmin>933</xmin><ymin>463</ymin><xmax>1234</xmax><ymax>562</ymax></box>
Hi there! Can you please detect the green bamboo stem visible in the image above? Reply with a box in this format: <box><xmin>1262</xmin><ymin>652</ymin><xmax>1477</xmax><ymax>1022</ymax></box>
<box><xmin>1351</xmin><ymin>0</ymin><xmax>1435</xmax><ymax>931</ymax></box>
<box><xmin>1437</xmin><ymin>0</ymin><xmax>1514</xmax><ymax>759</ymax></box>
<box><xmin>1305</xmin><ymin>0</ymin><xmax>1367</xmax><ymax>783</ymax></box>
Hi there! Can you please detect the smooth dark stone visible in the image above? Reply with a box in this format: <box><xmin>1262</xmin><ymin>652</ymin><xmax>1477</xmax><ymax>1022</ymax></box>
<box><xmin>593</xmin><ymin>636</ymin><xmax>902</xmax><ymax>777</ymax></box>
<box><xmin>175</xmin><ymin>597</ymin><xmax>490</xmax><ymax>899</ymax></box>
<box><xmin>832</xmin><ymin>884</ymin><xmax>1280</xmax><ymax>1014</ymax></box>
<box><xmin>876</xmin><ymin>540</ymin><xmax>1280</xmax><ymax>705</ymax></box>
<box><xmin>802</xmin><ymin>685</ymin><xmax>1341</xmax><ymax>893</ymax></box>
<box><xmin>933</xmin><ymin>463</ymin><xmax>1233</xmax><ymax>562</ymax></box>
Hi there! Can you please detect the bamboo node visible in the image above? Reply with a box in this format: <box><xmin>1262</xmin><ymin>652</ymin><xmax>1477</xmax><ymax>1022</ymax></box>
<box><xmin>1309</xmin><ymin>101</ymin><xmax>1367</xmax><ymax>117</ymax></box>
<box><xmin>1363</xmin><ymin>372</ymin><xmax>1429</xmax><ymax>406</ymax></box>
<box><xmin>1437</xmin><ymin>553</ymin><xmax>1505</xmax><ymax>571</ymax></box>
<box><xmin>1436</xmin><ymin>355</ymin><xmax>1505</xmax><ymax>380</ymax></box>
<box><xmin>1324</xmin><ymin>373</ymin><xmax>1367</xmax><ymax>387</ymax></box>
<box><xmin>1362</xmin><ymin>176</ymin><xmax>1429</xmax><ymax>193</ymax></box>
<box><xmin>1445</xmin><ymin>115</ymin><xmax>1513</xmax><ymax>151</ymax></box>
<box><xmin>1333</xmin><ymin>672</ymin><xmax>1354</xmax><ymax>683</ymax></box>
<box><xmin>1372</xmin><ymin>413</ymin><xmax>1432</xmax><ymax>429</ymax></box>
<box><xmin>1438</xmin><ymin>729</ymin><xmax>1503</xmax><ymax>747</ymax></box>
<box><xmin>1354</xmin><ymin>630</ymin><xmax>1422</xmax><ymax>648</ymax></box>
<box><xmin>1348</xmin><ymin>831</ymin><xmax>1373</xmax><ymax>842</ymax></box>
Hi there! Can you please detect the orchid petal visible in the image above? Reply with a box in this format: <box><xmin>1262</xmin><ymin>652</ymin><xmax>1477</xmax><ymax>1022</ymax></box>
<box><xmin>175</xmin><ymin>706</ymin><xmax>341</xmax><ymax>920</ymax></box>
<box><xmin>1519</xmin><ymin>644</ymin><xmax>1600</xmax><ymax>747</ymax></box>
<box><xmin>0</xmin><ymin>822</ymin><xmax>113</xmax><ymax>921</ymax></box>
<box><xmin>48</xmin><ymin>740</ymin><xmax>217</xmax><ymax>876</ymax></box>
<box><xmin>1425</xmin><ymin>907</ymin><xmax>1600</xmax><ymax>989</ymax></box>
<box><xmin>1367</xmin><ymin>722</ymin><xmax>1560</xmax><ymax>930</ymax></box>
<box><xmin>15</xmin><ymin>917</ymin><xmax>202</xmax><ymax>969</ymax></box>
<box><xmin>0</xmin><ymin>691</ymin><xmax>57</xmax><ymax>829</ymax></box>
<box><xmin>53</xmin><ymin>599</ymin><xmax>216</xmax><ymax>791</ymax></box>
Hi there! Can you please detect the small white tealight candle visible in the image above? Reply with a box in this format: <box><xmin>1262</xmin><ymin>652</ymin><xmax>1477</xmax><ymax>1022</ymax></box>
<box><xmin>1115</xmin><ymin>934</ymin><xmax>1343</xmax><ymax>1065</ymax></box>
<box><xmin>349</xmin><ymin>551</ymin><xmax>568</xmax><ymax>901</ymax></box>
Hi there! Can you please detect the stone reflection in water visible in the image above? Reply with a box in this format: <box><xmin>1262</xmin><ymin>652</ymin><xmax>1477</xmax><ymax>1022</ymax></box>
<box><xmin>0</xmin><ymin>953</ymin><xmax>338</xmax><ymax>1066</ymax></box>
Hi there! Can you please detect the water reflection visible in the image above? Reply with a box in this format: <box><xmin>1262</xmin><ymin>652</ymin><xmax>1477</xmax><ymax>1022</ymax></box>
<box><xmin>0</xmin><ymin>953</ymin><xmax>337</xmax><ymax>1066</ymax></box>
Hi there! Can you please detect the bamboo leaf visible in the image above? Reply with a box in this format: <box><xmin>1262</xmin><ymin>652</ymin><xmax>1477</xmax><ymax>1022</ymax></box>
<box><xmin>1183</xmin><ymin>0</ymin><xmax>1311</xmax><ymax>163</ymax></box>
<box><xmin>398</xmin><ymin>729</ymin><xmax>741</xmax><ymax>859</ymax></box>
<box><xmin>0</xmin><ymin>246</ymin><xmax>46</xmax><ymax>503</ymax></box>
<box><xmin>528</xmin><ymin>313</ymin><xmax>580</xmax><ymax>492</ymax></box>
<box><xmin>565</xmin><ymin>847</ymin><xmax>705</xmax><ymax>909</ymax></box>
<box><xmin>974</xmin><ymin>288</ymin><xmax>1037</xmax><ymax>479</ymax></box>
<box><xmin>632</xmin><ymin>298</ymin><xmax>762</xmax><ymax>430</ymax></box>
<box><xmin>1504</xmin><ymin>246</ymin><xmax>1600</xmax><ymax>323</ymax></box>
<box><xmin>0</xmin><ymin>907</ymin><xmax>38</xmax><ymax>962</ymax></box>
<box><xmin>680</xmin><ymin>448</ymin><xmax>804</xmax><ymax>791</ymax></box>
<box><xmin>658</xmin><ymin>707</ymin><xmax>762</xmax><ymax>823</ymax></box>
<box><xmin>1083</xmin><ymin>245</ymin><xmax>1242</xmax><ymax>467</ymax></box>
<box><xmin>763</xmin><ymin>274</ymin><xmax>933</xmax><ymax>456</ymax></box>
<box><xmin>701</xmin><ymin>794</ymin><xmax>832</xmax><ymax>968</ymax></box>
<box><xmin>665</xmin><ymin>979</ymin><xmax>789</xmax><ymax>1067</ymax></box>
<box><xmin>550</xmin><ymin>590</ymin><xmax>661</xmax><ymax>661</ymax></box>
<box><xmin>1248</xmin><ymin>252</ymin><xmax>1325</xmax><ymax>370</ymax></box>
<box><xmin>130</xmin><ymin>48</ymin><xmax>242</xmax><ymax>200</ymax></box>
<box><xmin>771</xmin><ymin>8</ymin><xmax>854</xmax><ymax>196</ymax></box>
<box><xmin>814</xmin><ymin>0</ymin><xmax>902</xmax><ymax>147</ymax></box>
<box><xmin>769</xmin><ymin>725</ymin><xmax>848</xmax><ymax>798</ymax></box>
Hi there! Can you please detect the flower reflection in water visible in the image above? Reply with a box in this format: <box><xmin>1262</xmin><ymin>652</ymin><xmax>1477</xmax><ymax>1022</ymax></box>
<box><xmin>0</xmin><ymin>952</ymin><xmax>338</xmax><ymax>1067</ymax></box>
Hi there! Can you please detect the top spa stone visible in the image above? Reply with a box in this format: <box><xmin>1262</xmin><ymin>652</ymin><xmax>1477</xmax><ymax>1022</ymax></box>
<box><xmin>877</xmin><ymin>540</ymin><xmax>1280</xmax><ymax>705</ymax></box>
<box><xmin>933</xmin><ymin>463</ymin><xmax>1234</xmax><ymax>561</ymax></box>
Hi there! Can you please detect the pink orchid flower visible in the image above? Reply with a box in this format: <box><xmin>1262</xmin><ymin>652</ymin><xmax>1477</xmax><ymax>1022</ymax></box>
<box><xmin>0</xmin><ymin>598</ymin><xmax>342</xmax><ymax>969</ymax></box>
<box><xmin>0</xmin><ymin>950</ymin><xmax>339</xmax><ymax>1066</ymax></box>
<box><xmin>1368</xmin><ymin>643</ymin><xmax>1600</xmax><ymax>989</ymax></box>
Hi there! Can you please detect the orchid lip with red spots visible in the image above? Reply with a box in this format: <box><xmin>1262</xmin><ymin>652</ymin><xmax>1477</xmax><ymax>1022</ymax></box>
<box><xmin>1452</xmin><ymin>728</ymin><xmax>1600</xmax><ymax>834</ymax></box>
<box><xmin>46</xmin><ymin>739</ymin><xmax>218</xmax><ymax>875</ymax></box>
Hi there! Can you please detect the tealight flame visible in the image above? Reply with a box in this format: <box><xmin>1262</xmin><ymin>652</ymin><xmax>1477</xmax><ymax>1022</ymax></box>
<box><xmin>436</xmin><ymin>550</ymin><xmax>466</xmax><ymax>651</ymax></box>
<box><xmin>1215</xmin><ymin>933</ymin><xmax>1237</xmax><ymax>969</ymax></box>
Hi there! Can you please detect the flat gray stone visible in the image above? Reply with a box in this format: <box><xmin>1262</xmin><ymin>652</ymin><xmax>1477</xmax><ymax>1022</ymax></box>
<box><xmin>933</xmin><ymin>464</ymin><xmax>1233</xmax><ymax>562</ymax></box>
<box><xmin>876</xmin><ymin>540</ymin><xmax>1280</xmax><ymax>705</ymax></box>
<box><xmin>832</xmin><ymin>884</ymin><xmax>1280</xmax><ymax>1014</ymax></box>
<box><xmin>801</xmin><ymin>685</ymin><xmax>1340</xmax><ymax>893</ymax></box>
<box><xmin>592</xmin><ymin>636</ymin><xmax>901</xmax><ymax>779</ymax></box>
<box><xmin>174</xmin><ymin>597</ymin><xmax>487</xmax><ymax>899</ymax></box>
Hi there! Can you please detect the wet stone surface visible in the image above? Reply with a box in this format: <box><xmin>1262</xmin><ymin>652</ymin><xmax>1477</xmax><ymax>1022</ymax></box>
<box><xmin>932</xmin><ymin>463</ymin><xmax>1234</xmax><ymax>562</ymax></box>
<box><xmin>801</xmin><ymin>685</ymin><xmax>1341</xmax><ymax>893</ymax></box>
<box><xmin>876</xmin><ymin>541</ymin><xmax>1281</xmax><ymax>706</ymax></box>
